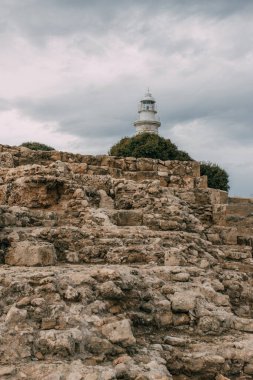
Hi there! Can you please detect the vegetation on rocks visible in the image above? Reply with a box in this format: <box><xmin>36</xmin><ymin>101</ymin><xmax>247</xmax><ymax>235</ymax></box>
<box><xmin>109</xmin><ymin>133</ymin><xmax>192</xmax><ymax>161</ymax></box>
<box><xmin>20</xmin><ymin>141</ymin><xmax>55</xmax><ymax>151</ymax></box>
<box><xmin>110</xmin><ymin>133</ymin><xmax>230</xmax><ymax>192</ymax></box>
<box><xmin>200</xmin><ymin>161</ymin><xmax>230</xmax><ymax>192</ymax></box>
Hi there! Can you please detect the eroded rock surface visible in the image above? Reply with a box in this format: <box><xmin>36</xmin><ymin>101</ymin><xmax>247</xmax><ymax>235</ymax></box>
<box><xmin>0</xmin><ymin>145</ymin><xmax>252</xmax><ymax>379</ymax></box>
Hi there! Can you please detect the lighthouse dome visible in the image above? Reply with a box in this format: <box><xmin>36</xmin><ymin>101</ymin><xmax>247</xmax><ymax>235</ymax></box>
<box><xmin>141</xmin><ymin>91</ymin><xmax>155</xmax><ymax>103</ymax></box>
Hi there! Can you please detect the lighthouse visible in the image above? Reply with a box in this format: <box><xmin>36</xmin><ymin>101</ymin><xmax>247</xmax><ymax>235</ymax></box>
<box><xmin>134</xmin><ymin>90</ymin><xmax>161</xmax><ymax>135</ymax></box>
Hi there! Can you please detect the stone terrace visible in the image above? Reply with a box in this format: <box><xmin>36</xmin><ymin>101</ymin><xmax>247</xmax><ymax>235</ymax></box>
<box><xmin>0</xmin><ymin>145</ymin><xmax>252</xmax><ymax>380</ymax></box>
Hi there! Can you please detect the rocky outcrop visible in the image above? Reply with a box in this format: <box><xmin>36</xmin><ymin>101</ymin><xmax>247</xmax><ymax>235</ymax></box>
<box><xmin>0</xmin><ymin>144</ymin><xmax>252</xmax><ymax>379</ymax></box>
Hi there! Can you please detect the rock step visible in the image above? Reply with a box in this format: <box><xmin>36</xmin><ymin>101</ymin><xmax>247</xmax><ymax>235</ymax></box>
<box><xmin>222</xmin><ymin>261</ymin><xmax>253</xmax><ymax>273</ymax></box>
<box><xmin>237</xmin><ymin>234</ymin><xmax>253</xmax><ymax>247</ymax></box>
<box><xmin>217</xmin><ymin>245</ymin><xmax>252</xmax><ymax>262</ymax></box>
<box><xmin>1</xmin><ymin>223</ymin><xmax>222</xmax><ymax>268</ymax></box>
<box><xmin>166</xmin><ymin>335</ymin><xmax>253</xmax><ymax>379</ymax></box>
<box><xmin>55</xmin><ymin>208</ymin><xmax>200</xmax><ymax>233</ymax></box>
<box><xmin>226</xmin><ymin>202</ymin><xmax>253</xmax><ymax>217</ymax></box>
<box><xmin>2</xmin><ymin>239</ymin><xmax>215</xmax><ymax>267</ymax></box>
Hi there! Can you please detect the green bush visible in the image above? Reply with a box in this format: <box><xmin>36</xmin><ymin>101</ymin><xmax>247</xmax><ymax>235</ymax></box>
<box><xmin>109</xmin><ymin>133</ymin><xmax>192</xmax><ymax>161</ymax></box>
<box><xmin>200</xmin><ymin>161</ymin><xmax>230</xmax><ymax>192</ymax></box>
<box><xmin>20</xmin><ymin>142</ymin><xmax>55</xmax><ymax>151</ymax></box>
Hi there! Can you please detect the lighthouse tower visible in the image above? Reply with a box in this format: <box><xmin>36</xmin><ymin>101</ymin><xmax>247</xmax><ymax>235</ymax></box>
<box><xmin>134</xmin><ymin>90</ymin><xmax>161</xmax><ymax>135</ymax></box>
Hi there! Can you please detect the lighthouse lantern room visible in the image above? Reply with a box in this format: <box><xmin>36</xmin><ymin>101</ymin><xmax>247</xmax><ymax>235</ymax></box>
<box><xmin>134</xmin><ymin>90</ymin><xmax>161</xmax><ymax>135</ymax></box>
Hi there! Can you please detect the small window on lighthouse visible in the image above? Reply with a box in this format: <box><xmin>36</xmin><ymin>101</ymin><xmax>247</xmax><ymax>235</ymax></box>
<box><xmin>147</xmin><ymin>106</ymin><xmax>149</xmax><ymax>110</ymax></box>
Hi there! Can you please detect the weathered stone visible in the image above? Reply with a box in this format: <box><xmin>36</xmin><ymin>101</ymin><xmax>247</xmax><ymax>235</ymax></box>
<box><xmin>197</xmin><ymin>315</ymin><xmax>222</xmax><ymax>334</ymax></box>
<box><xmin>0</xmin><ymin>152</ymin><xmax>14</xmax><ymax>168</ymax></box>
<box><xmin>43</xmin><ymin>373</ymin><xmax>63</xmax><ymax>380</ymax></box>
<box><xmin>63</xmin><ymin>286</ymin><xmax>80</xmax><ymax>301</ymax></box>
<box><xmin>244</xmin><ymin>363</ymin><xmax>253</xmax><ymax>375</ymax></box>
<box><xmin>85</xmin><ymin>336</ymin><xmax>115</xmax><ymax>355</ymax></box>
<box><xmin>111</xmin><ymin>210</ymin><xmax>143</xmax><ymax>226</ymax></box>
<box><xmin>0</xmin><ymin>366</ymin><xmax>16</xmax><ymax>376</ymax></box>
<box><xmin>98</xmin><ymin>281</ymin><xmax>124</xmax><ymax>299</ymax></box>
<box><xmin>41</xmin><ymin>318</ymin><xmax>57</xmax><ymax>330</ymax></box>
<box><xmin>173</xmin><ymin>313</ymin><xmax>190</xmax><ymax>326</ymax></box>
<box><xmin>36</xmin><ymin>328</ymin><xmax>85</xmax><ymax>357</ymax></box>
<box><xmin>101</xmin><ymin>319</ymin><xmax>136</xmax><ymax>347</ymax></box>
<box><xmin>164</xmin><ymin>336</ymin><xmax>187</xmax><ymax>347</ymax></box>
<box><xmin>136</xmin><ymin>158</ymin><xmax>154</xmax><ymax>171</ymax></box>
<box><xmin>164</xmin><ymin>248</ymin><xmax>181</xmax><ymax>266</ymax></box>
<box><xmin>5</xmin><ymin>241</ymin><xmax>56</xmax><ymax>266</ymax></box>
<box><xmin>172</xmin><ymin>272</ymin><xmax>190</xmax><ymax>282</ymax></box>
<box><xmin>5</xmin><ymin>306</ymin><xmax>27</xmax><ymax>325</ymax></box>
<box><xmin>233</xmin><ymin>317</ymin><xmax>253</xmax><ymax>332</ymax></box>
<box><xmin>171</xmin><ymin>292</ymin><xmax>197</xmax><ymax>312</ymax></box>
<box><xmin>66</xmin><ymin>371</ymin><xmax>83</xmax><ymax>380</ymax></box>
<box><xmin>156</xmin><ymin>311</ymin><xmax>173</xmax><ymax>326</ymax></box>
<box><xmin>216</xmin><ymin>375</ymin><xmax>230</xmax><ymax>380</ymax></box>
<box><xmin>98</xmin><ymin>190</ymin><xmax>114</xmax><ymax>209</ymax></box>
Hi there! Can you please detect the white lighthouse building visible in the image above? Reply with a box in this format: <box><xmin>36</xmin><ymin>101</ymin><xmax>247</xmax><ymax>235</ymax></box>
<box><xmin>134</xmin><ymin>90</ymin><xmax>161</xmax><ymax>135</ymax></box>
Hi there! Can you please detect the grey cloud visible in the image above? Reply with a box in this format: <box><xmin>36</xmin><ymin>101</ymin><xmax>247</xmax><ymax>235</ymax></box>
<box><xmin>0</xmin><ymin>0</ymin><xmax>253</xmax><ymax>196</ymax></box>
<box><xmin>161</xmin><ymin>104</ymin><xmax>253</xmax><ymax>143</ymax></box>
<box><xmin>15</xmin><ymin>86</ymin><xmax>135</xmax><ymax>139</ymax></box>
<box><xmin>13</xmin><ymin>36</ymin><xmax>253</xmax><ymax>144</ymax></box>
<box><xmin>15</xmin><ymin>68</ymin><xmax>253</xmax><ymax>148</ymax></box>
<box><xmin>2</xmin><ymin>0</ymin><xmax>253</xmax><ymax>43</ymax></box>
<box><xmin>0</xmin><ymin>99</ymin><xmax>12</xmax><ymax>111</ymax></box>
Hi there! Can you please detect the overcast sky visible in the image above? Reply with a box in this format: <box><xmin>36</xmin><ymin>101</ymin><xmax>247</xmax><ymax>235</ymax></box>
<box><xmin>0</xmin><ymin>0</ymin><xmax>252</xmax><ymax>197</ymax></box>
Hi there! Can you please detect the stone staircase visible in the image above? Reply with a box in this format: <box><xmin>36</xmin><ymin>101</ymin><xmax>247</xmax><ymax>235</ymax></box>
<box><xmin>0</xmin><ymin>145</ymin><xmax>253</xmax><ymax>380</ymax></box>
<box><xmin>225</xmin><ymin>198</ymin><xmax>253</xmax><ymax>252</ymax></box>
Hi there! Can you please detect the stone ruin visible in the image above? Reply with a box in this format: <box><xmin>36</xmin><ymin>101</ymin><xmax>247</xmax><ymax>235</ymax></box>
<box><xmin>0</xmin><ymin>144</ymin><xmax>253</xmax><ymax>380</ymax></box>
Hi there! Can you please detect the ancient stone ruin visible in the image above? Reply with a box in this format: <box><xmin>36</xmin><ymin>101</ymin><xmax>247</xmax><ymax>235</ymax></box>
<box><xmin>0</xmin><ymin>144</ymin><xmax>253</xmax><ymax>379</ymax></box>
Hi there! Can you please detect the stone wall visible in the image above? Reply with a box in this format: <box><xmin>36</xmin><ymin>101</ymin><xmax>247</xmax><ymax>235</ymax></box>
<box><xmin>224</xmin><ymin>196</ymin><xmax>253</xmax><ymax>247</ymax></box>
<box><xmin>0</xmin><ymin>144</ymin><xmax>206</xmax><ymax>190</ymax></box>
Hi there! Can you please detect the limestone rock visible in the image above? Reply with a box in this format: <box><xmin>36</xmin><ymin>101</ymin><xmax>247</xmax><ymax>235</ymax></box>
<box><xmin>216</xmin><ymin>375</ymin><xmax>231</xmax><ymax>380</ymax></box>
<box><xmin>0</xmin><ymin>152</ymin><xmax>14</xmax><ymax>168</ymax></box>
<box><xmin>98</xmin><ymin>281</ymin><xmax>124</xmax><ymax>299</ymax></box>
<box><xmin>101</xmin><ymin>319</ymin><xmax>136</xmax><ymax>347</ymax></box>
<box><xmin>171</xmin><ymin>291</ymin><xmax>197</xmax><ymax>312</ymax></box>
<box><xmin>5</xmin><ymin>306</ymin><xmax>27</xmax><ymax>325</ymax></box>
<box><xmin>164</xmin><ymin>248</ymin><xmax>181</xmax><ymax>266</ymax></box>
<box><xmin>244</xmin><ymin>363</ymin><xmax>253</xmax><ymax>375</ymax></box>
<box><xmin>5</xmin><ymin>240</ymin><xmax>56</xmax><ymax>266</ymax></box>
<box><xmin>164</xmin><ymin>335</ymin><xmax>187</xmax><ymax>347</ymax></box>
<box><xmin>0</xmin><ymin>366</ymin><xmax>16</xmax><ymax>376</ymax></box>
<box><xmin>36</xmin><ymin>328</ymin><xmax>86</xmax><ymax>357</ymax></box>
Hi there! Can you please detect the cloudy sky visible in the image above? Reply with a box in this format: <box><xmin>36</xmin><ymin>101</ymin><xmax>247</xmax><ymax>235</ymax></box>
<box><xmin>0</xmin><ymin>0</ymin><xmax>252</xmax><ymax>197</ymax></box>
